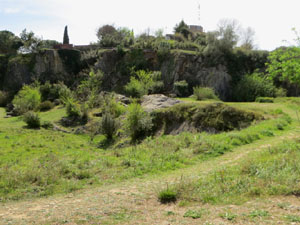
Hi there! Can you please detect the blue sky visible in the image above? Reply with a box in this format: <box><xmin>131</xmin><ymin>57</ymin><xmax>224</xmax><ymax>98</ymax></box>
<box><xmin>1</xmin><ymin>0</ymin><xmax>300</xmax><ymax>50</ymax></box>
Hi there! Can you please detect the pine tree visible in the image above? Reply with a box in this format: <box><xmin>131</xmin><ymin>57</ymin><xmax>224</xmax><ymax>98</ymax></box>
<box><xmin>63</xmin><ymin>26</ymin><xmax>69</xmax><ymax>44</ymax></box>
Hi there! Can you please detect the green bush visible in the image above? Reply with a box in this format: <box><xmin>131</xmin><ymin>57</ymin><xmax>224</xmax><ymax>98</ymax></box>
<box><xmin>158</xmin><ymin>188</ymin><xmax>177</xmax><ymax>204</ymax></box>
<box><xmin>125</xmin><ymin>70</ymin><xmax>163</xmax><ymax>98</ymax></box>
<box><xmin>255</xmin><ymin>97</ymin><xmax>274</xmax><ymax>103</ymax></box>
<box><xmin>275</xmin><ymin>88</ymin><xmax>287</xmax><ymax>97</ymax></box>
<box><xmin>193</xmin><ymin>86</ymin><xmax>219</xmax><ymax>100</ymax></box>
<box><xmin>23</xmin><ymin>111</ymin><xmax>41</xmax><ymax>128</ymax></box>
<box><xmin>125</xmin><ymin>102</ymin><xmax>153</xmax><ymax>142</ymax></box>
<box><xmin>233</xmin><ymin>72</ymin><xmax>276</xmax><ymax>102</ymax></box>
<box><xmin>41</xmin><ymin>121</ymin><xmax>54</xmax><ymax>129</ymax></box>
<box><xmin>39</xmin><ymin>101</ymin><xmax>54</xmax><ymax>111</ymax></box>
<box><xmin>66</xmin><ymin>99</ymin><xmax>81</xmax><ymax>118</ymax></box>
<box><xmin>102</xmin><ymin>95</ymin><xmax>126</xmax><ymax>118</ymax></box>
<box><xmin>100</xmin><ymin>113</ymin><xmax>118</xmax><ymax>140</ymax></box>
<box><xmin>124</xmin><ymin>77</ymin><xmax>145</xmax><ymax>98</ymax></box>
<box><xmin>12</xmin><ymin>85</ymin><xmax>41</xmax><ymax>115</ymax></box>
<box><xmin>174</xmin><ymin>80</ymin><xmax>189</xmax><ymax>97</ymax></box>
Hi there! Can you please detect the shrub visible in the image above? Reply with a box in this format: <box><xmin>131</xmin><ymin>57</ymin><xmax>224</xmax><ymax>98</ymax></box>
<box><xmin>124</xmin><ymin>77</ymin><xmax>145</xmax><ymax>98</ymax></box>
<box><xmin>158</xmin><ymin>189</ymin><xmax>177</xmax><ymax>204</ymax></box>
<box><xmin>66</xmin><ymin>99</ymin><xmax>81</xmax><ymax>118</ymax></box>
<box><xmin>41</xmin><ymin>121</ymin><xmax>54</xmax><ymax>129</ymax></box>
<box><xmin>275</xmin><ymin>88</ymin><xmax>287</xmax><ymax>97</ymax></box>
<box><xmin>102</xmin><ymin>95</ymin><xmax>126</xmax><ymax>118</ymax></box>
<box><xmin>233</xmin><ymin>72</ymin><xmax>277</xmax><ymax>102</ymax></box>
<box><xmin>125</xmin><ymin>70</ymin><xmax>163</xmax><ymax>98</ymax></box>
<box><xmin>23</xmin><ymin>111</ymin><xmax>41</xmax><ymax>128</ymax></box>
<box><xmin>193</xmin><ymin>86</ymin><xmax>219</xmax><ymax>100</ymax></box>
<box><xmin>55</xmin><ymin>82</ymin><xmax>73</xmax><ymax>103</ymax></box>
<box><xmin>174</xmin><ymin>80</ymin><xmax>189</xmax><ymax>97</ymax></box>
<box><xmin>12</xmin><ymin>85</ymin><xmax>41</xmax><ymax>115</ymax></box>
<box><xmin>100</xmin><ymin>113</ymin><xmax>118</xmax><ymax>140</ymax></box>
<box><xmin>39</xmin><ymin>101</ymin><xmax>55</xmax><ymax>111</ymax></box>
<box><xmin>255</xmin><ymin>97</ymin><xmax>274</xmax><ymax>103</ymax></box>
<box><xmin>77</xmin><ymin>69</ymin><xmax>103</xmax><ymax>102</ymax></box>
<box><xmin>150</xmin><ymin>71</ymin><xmax>164</xmax><ymax>94</ymax></box>
<box><xmin>125</xmin><ymin>102</ymin><xmax>153</xmax><ymax>142</ymax></box>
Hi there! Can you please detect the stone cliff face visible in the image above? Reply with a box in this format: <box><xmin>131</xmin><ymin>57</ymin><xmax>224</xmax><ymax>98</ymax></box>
<box><xmin>94</xmin><ymin>50</ymin><xmax>231</xmax><ymax>99</ymax></box>
<box><xmin>0</xmin><ymin>48</ymin><xmax>263</xmax><ymax>100</ymax></box>
<box><xmin>160</xmin><ymin>52</ymin><xmax>231</xmax><ymax>99</ymax></box>
<box><xmin>0</xmin><ymin>49</ymin><xmax>81</xmax><ymax>91</ymax></box>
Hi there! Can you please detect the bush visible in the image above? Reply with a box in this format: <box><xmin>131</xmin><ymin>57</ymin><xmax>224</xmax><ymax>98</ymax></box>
<box><xmin>102</xmin><ymin>95</ymin><xmax>126</xmax><ymax>118</ymax></box>
<box><xmin>100</xmin><ymin>113</ymin><xmax>118</xmax><ymax>140</ymax></box>
<box><xmin>41</xmin><ymin>121</ymin><xmax>54</xmax><ymax>129</ymax></box>
<box><xmin>23</xmin><ymin>111</ymin><xmax>41</xmax><ymax>128</ymax></box>
<box><xmin>193</xmin><ymin>86</ymin><xmax>219</xmax><ymax>100</ymax></box>
<box><xmin>255</xmin><ymin>97</ymin><xmax>274</xmax><ymax>103</ymax></box>
<box><xmin>124</xmin><ymin>77</ymin><xmax>145</xmax><ymax>98</ymax></box>
<box><xmin>125</xmin><ymin>102</ymin><xmax>153</xmax><ymax>142</ymax></box>
<box><xmin>125</xmin><ymin>70</ymin><xmax>163</xmax><ymax>98</ymax></box>
<box><xmin>275</xmin><ymin>88</ymin><xmax>287</xmax><ymax>97</ymax></box>
<box><xmin>233</xmin><ymin>72</ymin><xmax>276</xmax><ymax>102</ymax></box>
<box><xmin>66</xmin><ymin>99</ymin><xmax>81</xmax><ymax>118</ymax></box>
<box><xmin>39</xmin><ymin>101</ymin><xmax>54</xmax><ymax>111</ymax></box>
<box><xmin>174</xmin><ymin>80</ymin><xmax>189</xmax><ymax>97</ymax></box>
<box><xmin>158</xmin><ymin>189</ymin><xmax>177</xmax><ymax>204</ymax></box>
<box><xmin>12</xmin><ymin>85</ymin><xmax>41</xmax><ymax>115</ymax></box>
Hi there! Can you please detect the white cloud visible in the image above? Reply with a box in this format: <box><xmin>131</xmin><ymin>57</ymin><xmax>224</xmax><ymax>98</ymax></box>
<box><xmin>3</xmin><ymin>8</ymin><xmax>20</xmax><ymax>14</ymax></box>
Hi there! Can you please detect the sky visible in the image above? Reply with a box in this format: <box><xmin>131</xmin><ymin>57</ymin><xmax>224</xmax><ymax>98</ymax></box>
<box><xmin>0</xmin><ymin>0</ymin><xmax>300</xmax><ymax>50</ymax></box>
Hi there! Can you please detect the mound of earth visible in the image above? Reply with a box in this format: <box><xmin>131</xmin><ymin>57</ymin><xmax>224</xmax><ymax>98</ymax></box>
<box><xmin>151</xmin><ymin>102</ymin><xmax>263</xmax><ymax>135</ymax></box>
<box><xmin>141</xmin><ymin>94</ymin><xmax>182</xmax><ymax>112</ymax></box>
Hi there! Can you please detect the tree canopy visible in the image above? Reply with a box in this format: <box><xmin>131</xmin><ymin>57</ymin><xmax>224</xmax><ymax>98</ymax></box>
<box><xmin>266</xmin><ymin>47</ymin><xmax>300</xmax><ymax>88</ymax></box>
<box><xmin>0</xmin><ymin>30</ymin><xmax>23</xmax><ymax>54</ymax></box>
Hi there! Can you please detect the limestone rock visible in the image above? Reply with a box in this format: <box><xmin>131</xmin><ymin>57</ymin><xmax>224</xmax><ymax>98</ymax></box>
<box><xmin>141</xmin><ymin>94</ymin><xmax>182</xmax><ymax>112</ymax></box>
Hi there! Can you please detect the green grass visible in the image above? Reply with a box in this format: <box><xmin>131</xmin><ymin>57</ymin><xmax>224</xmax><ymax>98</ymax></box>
<box><xmin>166</xmin><ymin>139</ymin><xmax>300</xmax><ymax>205</ymax></box>
<box><xmin>0</xmin><ymin>99</ymin><xmax>298</xmax><ymax>201</ymax></box>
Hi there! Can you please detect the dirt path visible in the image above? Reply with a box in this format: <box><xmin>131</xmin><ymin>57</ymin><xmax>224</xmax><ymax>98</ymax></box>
<box><xmin>0</xmin><ymin>128</ymin><xmax>300</xmax><ymax>225</ymax></box>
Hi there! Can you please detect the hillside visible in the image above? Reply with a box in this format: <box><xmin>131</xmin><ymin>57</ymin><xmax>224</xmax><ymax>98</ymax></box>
<box><xmin>0</xmin><ymin>98</ymin><xmax>299</xmax><ymax>224</ymax></box>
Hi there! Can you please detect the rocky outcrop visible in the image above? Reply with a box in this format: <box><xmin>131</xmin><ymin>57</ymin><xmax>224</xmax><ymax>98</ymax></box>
<box><xmin>1</xmin><ymin>49</ymin><xmax>81</xmax><ymax>91</ymax></box>
<box><xmin>141</xmin><ymin>94</ymin><xmax>182</xmax><ymax>112</ymax></box>
<box><xmin>161</xmin><ymin>52</ymin><xmax>231</xmax><ymax>100</ymax></box>
<box><xmin>151</xmin><ymin>102</ymin><xmax>263</xmax><ymax>135</ymax></box>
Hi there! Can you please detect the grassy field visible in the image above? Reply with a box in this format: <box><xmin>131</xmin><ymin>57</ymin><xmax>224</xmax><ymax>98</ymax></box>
<box><xmin>0</xmin><ymin>98</ymin><xmax>300</xmax><ymax>224</ymax></box>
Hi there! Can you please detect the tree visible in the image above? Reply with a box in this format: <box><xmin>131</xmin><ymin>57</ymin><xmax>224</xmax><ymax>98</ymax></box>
<box><xmin>96</xmin><ymin>25</ymin><xmax>117</xmax><ymax>41</ymax></box>
<box><xmin>174</xmin><ymin>20</ymin><xmax>190</xmax><ymax>39</ymax></box>
<box><xmin>0</xmin><ymin>30</ymin><xmax>23</xmax><ymax>54</ymax></box>
<box><xmin>217</xmin><ymin>19</ymin><xmax>240</xmax><ymax>50</ymax></box>
<box><xmin>63</xmin><ymin>26</ymin><xmax>69</xmax><ymax>44</ymax></box>
<box><xmin>240</xmin><ymin>27</ymin><xmax>256</xmax><ymax>50</ymax></box>
<box><xmin>19</xmin><ymin>29</ymin><xmax>41</xmax><ymax>53</ymax></box>
<box><xmin>266</xmin><ymin>46</ymin><xmax>300</xmax><ymax>94</ymax></box>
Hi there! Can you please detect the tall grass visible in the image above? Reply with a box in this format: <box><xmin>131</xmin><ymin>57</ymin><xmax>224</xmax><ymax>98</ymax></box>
<box><xmin>0</xmin><ymin>104</ymin><xmax>293</xmax><ymax>201</ymax></box>
<box><xmin>164</xmin><ymin>139</ymin><xmax>300</xmax><ymax>204</ymax></box>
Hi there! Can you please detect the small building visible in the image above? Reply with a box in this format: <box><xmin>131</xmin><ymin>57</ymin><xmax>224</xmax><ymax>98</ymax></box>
<box><xmin>53</xmin><ymin>44</ymin><xmax>74</xmax><ymax>50</ymax></box>
<box><xmin>188</xmin><ymin>25</ymin><xmax>203</xmax><ymax>33</ymax></box>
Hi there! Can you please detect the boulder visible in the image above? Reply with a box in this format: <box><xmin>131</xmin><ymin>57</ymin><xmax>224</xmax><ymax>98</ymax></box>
<box><xmin>141</xmin><ymin>94</ymin><xmax>182</xmax><ymax>112</ymax></box>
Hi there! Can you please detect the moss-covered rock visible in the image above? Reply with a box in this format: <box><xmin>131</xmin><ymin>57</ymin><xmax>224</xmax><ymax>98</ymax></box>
<box><xmin>151</xmin><ymin>102</ymin><xmax>262</xmax><ymax>135</ymax></box>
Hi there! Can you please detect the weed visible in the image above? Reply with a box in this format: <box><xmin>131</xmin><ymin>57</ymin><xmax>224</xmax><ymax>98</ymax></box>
<box><xmin>158</xmin><ymin>188</ymin><xmax>177</xmax><ymax>204</ymax></box>
<box><xmin>219</xmin><ymin>212</ymin><xmax>237</xmax><ymax>221</ymax></box>
<box><xmin>248</xmin><ymin>210</ymin><xmax>269</xmax><ymax>218</ymax></box>
<box><xmin>284</xmin><ymin>215</ymin><xmax>300</xmax><ymax>222</ymax></box>
<box><xmin>183</xmin><ymin>209</ymin><xmax>203</xmax><ymax>219</ymax></box>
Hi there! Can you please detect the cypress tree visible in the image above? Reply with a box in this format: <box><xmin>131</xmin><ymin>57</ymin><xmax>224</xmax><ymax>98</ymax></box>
<box><xmin>63</xmin><ymin>26</ymin><xmax>69</xmax><ymax>44</ymax></box>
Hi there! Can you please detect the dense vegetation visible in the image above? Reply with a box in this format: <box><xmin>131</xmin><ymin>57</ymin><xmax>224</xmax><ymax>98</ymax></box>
<box><xmin>1</xmin><ymin>19</ymin><xmax>300</xmax><ymax>225</ymax></box>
